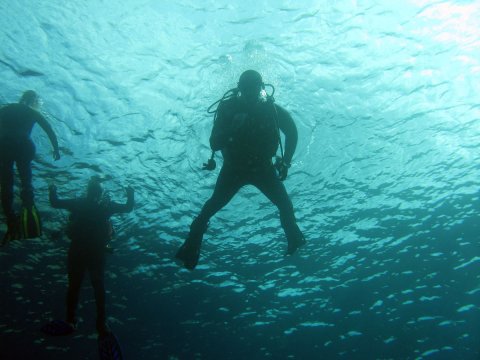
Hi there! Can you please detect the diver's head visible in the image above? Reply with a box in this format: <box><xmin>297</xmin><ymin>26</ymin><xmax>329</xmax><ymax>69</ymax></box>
<box><xmin>19</xmin><ymin>90</ymin><xmax>40</xmax><ymax>109</ymax></box>
<box><xmin>86</xmin><ymin>176</ymin><xmax>103</xmax><ymax>202</ymax></box>
<box><xmin>238</xmin><ymin>70</ymin><xmax>264</xmax><ymax>104</ymax></box>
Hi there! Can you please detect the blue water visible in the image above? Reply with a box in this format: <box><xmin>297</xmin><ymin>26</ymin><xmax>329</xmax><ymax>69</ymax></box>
<box><xmin>1</xmin><ymin>1</ymin><xmax>480</xmax><ymax>359</ymax></box>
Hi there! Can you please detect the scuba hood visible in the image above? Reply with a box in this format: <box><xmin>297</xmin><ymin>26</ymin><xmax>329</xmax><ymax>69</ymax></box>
<box><xmin>19</xmin><ymin>90</ymin><xmax>40</xmax><ymax>108</ymax></box>
<box><xmin>86</xmin><ymin>176</ymin><xmax>103</xmax><ymax>202</ymax></box>
<box><xmin>207</xmin><ymin>70</ymin><xmax>275</xmax><ymax>114</ymax></box>
<box><xmin>238</xmin><ymin>70</ymin><xmax>263</xmax><ymax>101</ymax></box>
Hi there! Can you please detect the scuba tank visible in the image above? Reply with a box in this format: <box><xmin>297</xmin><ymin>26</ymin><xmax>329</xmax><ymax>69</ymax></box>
<box><xmin>203</xmin><ymin>82</ymin><xmax>285</xmax><ymax>174</ymax></box>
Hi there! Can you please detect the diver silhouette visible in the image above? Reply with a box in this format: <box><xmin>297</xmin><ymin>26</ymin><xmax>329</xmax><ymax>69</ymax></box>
<box><xmin>176</xmin><ymin>70</ymin><xmax>305</xmax><ymax>270</ymax></box>
<box><xmin>0</xmin><ymin>90</ymin><xmax>60</xmax><ymax>243</ymax></box>
<box><xmin>46</xmin><ymin>177</ymin><xmax>134</xmax><ymax>337</ymax></box>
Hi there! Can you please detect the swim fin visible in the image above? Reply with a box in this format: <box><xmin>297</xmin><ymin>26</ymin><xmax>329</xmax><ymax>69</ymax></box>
<box><xmin>20</xmin><ymin>205</ymin><xmax>42</xmax><ymax>239</ymax></box>
<box><xmin>176</xmin><ymin>219</ymin><xmax>207</xmax><ymax>270</ymax></box>
<box><xmin>2</xmin><ymin>215</ymin><xmax>21</xmax><ymax>246</ymax></box>
<box><xmin>40</xmin><ymin>319</ymin><xmax>76</xmax><ymax>336</ymax></box>
<box><xmin>175</xmin><ymin>243</ymin><xmax>200</xmax><ymax>270</ymax></box>
<box><xmin>175</xmin><ymin>231</ymin><xmax>203</xmax><ymax>270</ymax></box>
<box><xmin>286</xmin><ymin>234</ymin><xmax>306</xmax><ymax>255</ymax></box>
<box><xmin>98</xmin><ymin>331</ymin><xmax>123</xmax><ymax>360</ymax></box>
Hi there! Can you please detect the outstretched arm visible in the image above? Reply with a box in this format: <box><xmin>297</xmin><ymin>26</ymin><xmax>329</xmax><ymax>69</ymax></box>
<box><xmin>108</xmin><ymin>186</ymin><xmax>135</xmax><ymax>214</ymax></box>
<box><xmin>49</xmin><ymin>185</ymin><xmax>77</xmax><ymax>210</ymax></box>
<box><xmin>35</xmin><ymin>112</ymin><xmax>60</xmax><ymax>160</ymax></box>
<box><xmin>276</xmin><ymin>105</ymin><xmax>298</xmax><ymax>165</ymax></box>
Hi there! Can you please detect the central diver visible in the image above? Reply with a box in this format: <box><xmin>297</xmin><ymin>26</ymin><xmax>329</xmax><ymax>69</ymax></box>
<box><xmin>176</xmin><ymin>70</ymin><xmax>306</xmax><ymax>270</ymax></box>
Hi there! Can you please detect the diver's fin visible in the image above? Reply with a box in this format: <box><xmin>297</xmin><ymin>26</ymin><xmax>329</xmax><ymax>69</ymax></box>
<box><xmin>175</xmin><ymin>221</ymin><xmax>206</xmax><ymax>270</ymax></box>
<box><xmin>1</xmin><ymin>234</ymin><xmax>8</xmax><ymax>247</ymax></box>
<box><xmin>286</xmin><ymin>234</ymin><xmax>306</xmax><ymax>255</ymax></box>
<box><xmin>20</xmin><ymin>205</ymin><xmax>42</xmax><ymax>239</ymax></box>
<box><xmin>40</xmin><ymin>319</ymin><xmax>76</xmax><ymax>336</ymax></box>
<box><xmin>98</xmin><ymin>331</ymin><xmax>123</xmax><ymax>360</ymax></box>
<box><xmin>2</xmin><ymin>215</ymin><xmax>22</xmax><ymax>246</ymax></box>
<box><xmin>175</xmin><ymin>240</ymin><xmax>201</xmax><ymax>270</ymax></box>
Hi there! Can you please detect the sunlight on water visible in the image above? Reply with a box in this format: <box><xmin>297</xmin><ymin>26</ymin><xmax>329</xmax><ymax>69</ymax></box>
<box><xmin>0</xmin><ymin>0</ymin><xmax>479</xmax><ymax>359</ymax></box>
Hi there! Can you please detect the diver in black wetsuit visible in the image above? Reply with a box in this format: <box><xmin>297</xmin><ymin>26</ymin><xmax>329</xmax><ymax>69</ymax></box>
<box><xmin>0</xmin><ymin>90</ymin><xmax>60</xmax><ymax>241</ymax></box>
<box><xmin>176</xmin><ymin>70</ymin><xmax>305</xmax><ymax>270</ymax></box>
<box><xmin>49</xmin><ymin>177</ymin><xmax>134</xmax><ymax>336</ymax></box>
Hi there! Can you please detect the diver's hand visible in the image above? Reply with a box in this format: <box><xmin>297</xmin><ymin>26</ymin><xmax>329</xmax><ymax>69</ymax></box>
<box><xmin>49</xmin><ymin>184</ymin><xmax>57</xmax><ymax>194</ymax></box>
<box><xmin>125</xmin><ymin>186</ymin><xmax>134</xmax><ymax>198</ymax></box>
<box><xmin>125</xmin><ymin>186</ymin><xmax>135</xmax><ymax>210</ymax></box>
<box><xmin>53</xmin><ymin>149</ymin><xmax>61</xmax><ymax>161</ymax></box>
<box><xmin>202</xmin><ymin>151</ymin><xmax>216</xmax><ymax>171</ymax></box>
<box><xmin>275</xmin><ymin>157</ymin><xmax>290</xmax><ymax>181</ymax></box>
<box><xmin>202</xmin><ymin>158</ymin><xmax>216</xmax><ymax>171</ymax></box>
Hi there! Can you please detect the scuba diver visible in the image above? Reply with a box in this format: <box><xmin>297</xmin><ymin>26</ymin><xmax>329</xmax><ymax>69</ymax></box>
<box><xmin>176</xmin><ymin>70</ymin><xmax>306</xmax><ymax>270</ymax></box>
<box><xmin>0</xmin><ymin>90</ymin><xmax>60</xmax><ymax>243</ymax></box>
<box><xmin>42</xmin><ymin>176</ymin><xmax>134</xmax><ymax>339</ymax></box>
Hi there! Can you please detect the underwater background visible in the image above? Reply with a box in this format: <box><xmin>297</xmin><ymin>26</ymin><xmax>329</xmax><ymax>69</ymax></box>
<box><xmin>1</xmin><ymin>0</ymin><xmax>479</xmax><ymax>359</ymax></box>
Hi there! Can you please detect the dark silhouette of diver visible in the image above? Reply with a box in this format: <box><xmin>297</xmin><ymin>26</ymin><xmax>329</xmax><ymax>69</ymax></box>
<box><xmin>47</xmin><ymin>177</ymin><xmax>134</xmax><ymax>336</ymax></box>
<box><xmin>176</xmin><ymin>70</ymin><xmax>305</xmax><ymax>270</ymax></box>
<box><xmin>0</xmin><ymin>90</ymin><xmax>60</xmax><ymax>242</ymax></box>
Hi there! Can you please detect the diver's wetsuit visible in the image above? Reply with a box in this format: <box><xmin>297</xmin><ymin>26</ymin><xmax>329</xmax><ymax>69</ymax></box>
<box><xmin>0</xmin><ymin>103</ymin><xmax>59</xmax><ymax>220</ymax></box>
<box><xmin>178</xmin><ymin>97</ymin><xmax>304</xmax><ymax>269</ymax></box>
<box><xmin>49</xmin><ymin>191</ymin><xmax>134</xmax><ymax>332</ymax></box>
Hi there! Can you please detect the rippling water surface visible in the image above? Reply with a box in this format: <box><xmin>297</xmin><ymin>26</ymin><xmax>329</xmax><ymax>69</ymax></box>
<box><xmin>1</xmin><ymin>1</ymin><xmax>479</xmax><ymax>359</ymax></box>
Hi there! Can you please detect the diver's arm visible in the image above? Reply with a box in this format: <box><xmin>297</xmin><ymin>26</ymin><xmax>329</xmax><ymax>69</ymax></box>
<box><xmin>108</xmin><ymin>187</ymin><xmax>135</xmax><ymax>214</ymax></box>
<box><xmin>0</xmin><ymin>107</ymin><xmax>5</xmax><ymax>137</ymax></box>
<box><xmin>35</xmin><ymin>112</ymin><xmax>60</xmax><ymax>160</ymax></box>
<box><xmin>49</xmin><ymin>185</ymin><xmax>77</xmax><ymax>210</ymax></box>
<box><xmin>276</xmin><ymin>105</ymin><xmax>298</xmax><ymax>165</ymax></box>
<box><xmin>209</xmin><ymin>102</ymin><xmax>231</xmax><ymax>151</ymax></box>
<box><xmin>0</xmin><ymin>106</ymin><xmax>8</xmax><ymax>138</ymax></box>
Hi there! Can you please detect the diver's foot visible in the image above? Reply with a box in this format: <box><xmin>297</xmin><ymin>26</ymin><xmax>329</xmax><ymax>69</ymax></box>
<box><xmin>97</xmin><ymin>327</ymin><xmax>123</xmax><ymax>359</ymax></box>
<box><xmin>2</xmin><ymin>230</ymin><xmax>21</xmax><ymax>244</ymax></box>
<box><xmin>286</xmin><ymin>235</ymin><xmax>306</xmax><ymax>255</ymax></box>
<box><xmin>41</xmin><ymin>319</ymin><xmax>76</xmax><ymax>336</ymax></box>
<box><xmin>175</xmin><ymin>242</ymin><xmax>200</xmax><ymax>270</ymax></box>
<box><xmin>1</xmin><ymin>232</ymin><xmax>11</xmax><ymax>247</ymax></box>
<box><xmin>97</xmin><ymin>322</ymin><xmax>112</xmax><ymax>338</ymax></box>
<box><xmin>2</xmin><ymin>216</ymin><xmax>22</xmax><ymax>245</ymax></box>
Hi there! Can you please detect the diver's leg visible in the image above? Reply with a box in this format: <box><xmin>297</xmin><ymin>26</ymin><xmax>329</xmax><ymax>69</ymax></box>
<box><xmin>66</xmin><ymin>247</ymin><xmax>86</xmax><ymax>324</ymax></box>
<box><xmin>1</xmin><ymin>158</ymin><xmax>21</xmax><ymax>243</ymax></box>
<box><xmin>16</xmin><ymin>141</ymin><xmax>35</xmax><ymax>208</ymax></box>
<box><xmin>0</xmin><ymin>158</ymin><xmax>15</xmax><ymax>220</ymax></box>
<box><xmin>176</xmin><ymin>165</ymin><xmax>244</xmax><ymax>269</ymax></box>
<box><xmin>16</xmin><ymin>160</ymin><xmax>34</xmax><ymax>207</ymax></box>
<box><xmin>194</xmin><ymin>165</ymin><xmax>243</xmax><ymax>232</ymax></box>
<box><xmin>89</xmin><ymin>252</ymin><xmax>108</xmax><ymax>336</ymax></box>
<box><xmin>254</xmin><ymin>167</ymin><xmax>305</xmax><ymax>254</ymax></box>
